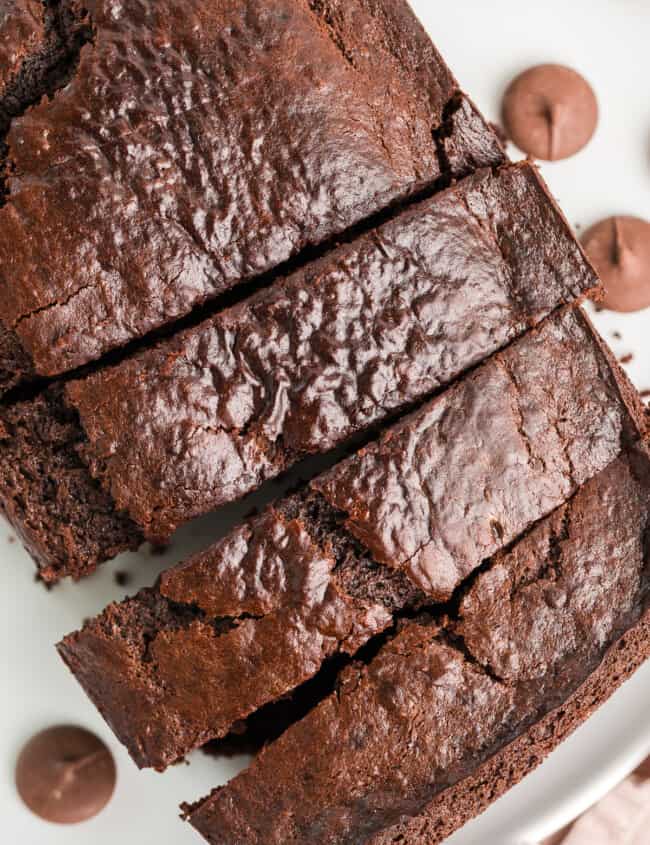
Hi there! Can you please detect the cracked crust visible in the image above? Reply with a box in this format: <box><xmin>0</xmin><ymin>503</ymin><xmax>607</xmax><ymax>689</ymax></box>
<box><xmin>3</xmin><ymin>161</ymin><xmax>602</xmax><ymax>580</ymax></box>
<box><xmin>185</xmin><ymin>442</ymin><xmax>650</xmax><ymax>844</ymax></box>
<box><xmin>185</xmin><ymin>624</ymin><xmax>518</xmax><ymax>843</ymax></box>
<box><xmin>57</xmin><ymin>310</ymin><xmax>646</xmax><ymax>769</ymax></box>
<box><xmin>366</xmin><ymin>611</ymin><xmax>650</xmax><ymax>845</ymax></box>
<box><xmin>456</xmin><ymin>450</ymin><xmax>649</xmax><ymax>681</ymax></box>
<box><xmin>313</xmin><ymin>307</ymin><xmax>645</xmax><ymax>598</ymax></box>
<box><xmin>57</xmin><ymin>497</ymin><xmax>399</xmax><ymax>770</ymax></box>
<box><xmin>0</xmin><ymin>0</ymin><xmax>504</xmax><ymax>383</ymax></box>
<box><xmin>65</xmin><ymin>163</ymin><xmax>598</xmax><ymax>542</ymax></box>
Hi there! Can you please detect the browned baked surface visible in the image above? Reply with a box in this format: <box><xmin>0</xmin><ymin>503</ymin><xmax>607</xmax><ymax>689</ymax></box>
<box><xmin>0</xmin><ymin>0</ymin><xmax>91</xmax><ymax>392</ymax></box>
<box><xmin>186</xmin><ymin>443</ymin><xmax>650</xmax><ymax>844</ymax></box>
<box><xmin>57</xmin><ymin>308</ymin><xmax>646</xmax><ymax>769</ymax></box>
<box><xmin>2</xmin><ymin>160</ymin><xmax>602</xmax><ymax>579</ymax></box>
<box><xmin>66</xmin><ymin>163</ymin><xmax>597</xmax><ymax>543</ymax></box>
<box><xmin>0</xmin><ymin>0</ymin><xmax>504</xmax><ymax>384</ymax></box>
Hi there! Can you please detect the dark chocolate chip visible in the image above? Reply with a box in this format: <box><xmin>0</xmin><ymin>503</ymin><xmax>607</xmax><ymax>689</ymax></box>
<box><xmin>582</xmin><ymin>216</ymin><xmax>650</xmax><ymax>312</ymax></box>
<box><xmin>15</xmin><ymin>726</ymin><xmax>116</xmax><ymax>824</ymax></box>
<box><xmin>502</xmin><ymin>64</ymin><xmax>598</xmax><ymax>160</ymax></box>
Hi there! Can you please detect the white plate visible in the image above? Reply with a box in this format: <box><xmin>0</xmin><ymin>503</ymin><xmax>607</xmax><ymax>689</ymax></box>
<box><xmin>2</xmin><ymin>1</ymin><xmax>649</xmax><ymax>842</ymax></box>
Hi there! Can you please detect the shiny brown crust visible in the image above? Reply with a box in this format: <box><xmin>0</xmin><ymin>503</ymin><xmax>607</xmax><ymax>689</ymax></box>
<box><xmin>0</xmin><ymin>0</ymin><xmax>92</xmax><ymax>393</ymax></box>
<box><xmin>2</xmin><ymin>161</ymin><xmax>601</xmax><ymax>580</ymax></box>
<box><xmin>185</xmin><ymin>443</ymin><xmax>650</xmax><ymax>843</ymax></box>
<box><xmin>0</xmin><ymin>0</ymin><xmax>504</xmax><ymax>383</ymax></box>
<box><xmin>313</xmin><ymin>307</ymin><xmax>645</xmax><ymax>598</ymax></box>
<box><xmin>367</xmin><ymin>611</ymin><xmax>650</xmax><ymax>845</ymax></box>
<box><xmin>57</xmin><ymin>309</ymin><xmax>647</xmax><ymax>770</ymax></box>
<box><xmin>66</xmin><ymin>163</ymin><xmax>598</xmax><ymax>543</ymax></box>
<box><xmin>187</xmin><ymin>613</ymin><xmax>650</xmax><ymax>844</ymax></box>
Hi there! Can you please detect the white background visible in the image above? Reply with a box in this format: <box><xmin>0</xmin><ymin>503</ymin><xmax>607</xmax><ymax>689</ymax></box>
<box><xmin>2</xmin><ymin>1</ymin><xmax>649</xmax><ymax>842</ymax></box>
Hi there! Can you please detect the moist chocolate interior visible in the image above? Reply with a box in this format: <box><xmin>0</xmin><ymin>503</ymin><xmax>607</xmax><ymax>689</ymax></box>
<box><xmin>5</xmin><ymin>277</ymin><xmax>548</xmax><ymax>583</ymax></box>
<box><xmin>62</xmin><ymin>429</ymin><xmax>650</xmax><ymax>764</ymax></box>
<box><xmin>200</xmin><ymin>489</ymin><xmax>432</xmax><ymax>758</ymax></box>
<box><xmin>0</xmin><ymin>385</ymin><xmax>142</xmax><ymax>581</ymax></box>
<box><xmin>183</xmin><ymin>459</ymin><xmax>650</xmax><ymax>845</ymax></box>
<box><xmin>71</xmin><ymin>476</ymin><xmax>440</xmax><ymax>761</ymax></box>
<box><xmin>280</xmin><ymin>489</ymin><xmax>428</xmax><ymax>614</ymax></box>
<box><xmin>0</xmin><ymin>356</ymin><xmax>460</xmax><ymax>582</ymax></box>
<box><xmin>125</xmin><ymin>514</ymin><xmax>492</xmax><ymax>761</ymax></box>
<box><xmin>0</xmin><ymin>79</ymin><xmax>502</xmax><ymax>578</ymax></box>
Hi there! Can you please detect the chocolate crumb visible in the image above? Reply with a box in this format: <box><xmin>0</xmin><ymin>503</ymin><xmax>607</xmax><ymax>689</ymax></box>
<box><xmin>35</xmin><ymin>573</ymin><xmax>54</xmax><ymax>591</ymax></box>
<box><xmin>612</xmin><ymin>330</ymin><xmax>622</xmax><ymax>340</ymax></box>
<box><xmin>619</xmin><ymin>353</ymin><xmax>634</xmax><ymax>365</ymax></box>
<box><xmin>114</xmin><ymin>570</ymin><xmax>131</xmax><ymax>587</ymax></box>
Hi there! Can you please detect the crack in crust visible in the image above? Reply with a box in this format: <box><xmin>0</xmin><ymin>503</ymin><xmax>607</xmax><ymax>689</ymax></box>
<box><xmin>58</xmin><ymin>435</ymin><xmax>650</xmax><ymax>772</ymax></box>
<box><xmin>182</xmin><ymin>445</ymin><xmax>650</xmax><ymax>844</ymax></box>
<box><xmin>0</xmin><ymin>0</ymin><xmax>505</xmax><ymax>384</ymax></box>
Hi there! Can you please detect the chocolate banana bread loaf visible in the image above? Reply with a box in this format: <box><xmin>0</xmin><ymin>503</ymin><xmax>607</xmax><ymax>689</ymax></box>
<box><xmin>57</xmin><ymin>308</ymin><xmax>646</xmax><ymax>770</ymax></box>
<box><xmin>1</xmin><ymin>162</ymin><xmax>598</xmax><ymax>580</ymax></box>
<box><xmin>185</xmin><ymin>440</ymin><xmax>650</xmax><ymax>844</ymax></box>
<box><xmin>65</xmin><ymin>162</ymin><xmax>597</xmax><ymax>544</ymax></box>
<box><xmin>0</xmin><ymin>0</ymin><xmax>504</xmax><ymax>390</ymax></box>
